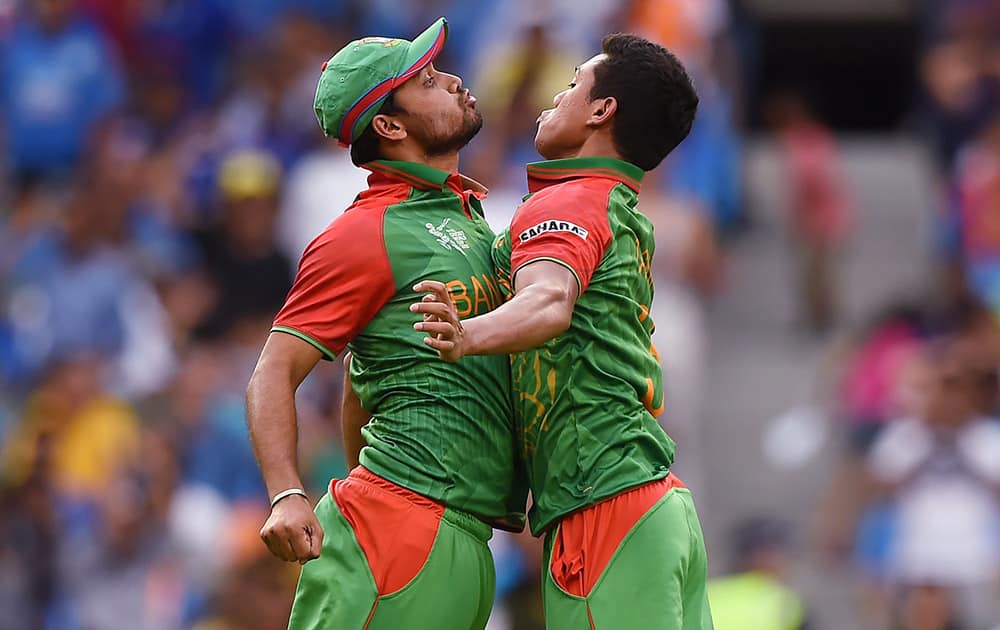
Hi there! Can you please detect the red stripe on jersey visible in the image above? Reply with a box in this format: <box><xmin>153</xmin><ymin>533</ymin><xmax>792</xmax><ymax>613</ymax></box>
<box><xmin>509</xmin><ymin>178</ymin><xmax>615</xmax><ymax>294</ymax></box>
<box><xmin>272</xmin><ymin>184</ymin><xmax>410</xmax><ymax>357</ymax></box>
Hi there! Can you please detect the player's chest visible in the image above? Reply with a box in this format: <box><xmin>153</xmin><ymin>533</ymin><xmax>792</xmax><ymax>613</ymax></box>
<box><xmin>384</xmin><ymin>211</ymin><xmax>498</xmax><ymax>300</ymax></box>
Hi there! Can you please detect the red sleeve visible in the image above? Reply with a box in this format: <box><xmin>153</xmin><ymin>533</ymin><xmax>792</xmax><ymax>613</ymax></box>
<box><xmin>271</xmin><ymin>207</ymin><xmax>395</xmax><ymax>360</ymax></box>
<box><xmin>509</xmin><ymin>183</ymin><xmax>613</xmax><ymax>294</ymax></box>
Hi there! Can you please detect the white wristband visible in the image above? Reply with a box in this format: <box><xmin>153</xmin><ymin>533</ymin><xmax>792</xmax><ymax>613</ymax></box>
<box><xmin>270</xmin><ymin>488</ymin><xmax>308</xmax><ymax>509</ymax></box>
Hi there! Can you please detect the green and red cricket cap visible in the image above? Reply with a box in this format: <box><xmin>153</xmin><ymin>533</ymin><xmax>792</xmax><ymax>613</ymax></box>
<box><xmin>314</xmin><ymin>17</ymin><xmax>449</xmax><ymax>147</ymax></box>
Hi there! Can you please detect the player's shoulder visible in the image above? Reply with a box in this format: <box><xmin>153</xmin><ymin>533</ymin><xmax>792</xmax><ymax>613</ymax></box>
<box><xmin>528</xmin><ymin>177</ymin><xmax>618</xmax><ymax>206</ymax></box>
<box><xmin>302</xmin><ymin>187</ymin><xmax>408</xmax><ymax>259</ymax></box>
<box><xmin>513</xmin><ymin>178</ymin><xmax>616</xmax><ymax>229</ymax></box>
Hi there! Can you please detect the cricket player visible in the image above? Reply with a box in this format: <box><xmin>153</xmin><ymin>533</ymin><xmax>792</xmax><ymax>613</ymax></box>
<box><xmin>410</xmin><ymin>33</ymin><xmax>712</xmax><ymax>629</ymax></box>
<box><xmin>245</xmin><ymin>18</ymin><xmax>526</xmax><ymax>630</ymax></box>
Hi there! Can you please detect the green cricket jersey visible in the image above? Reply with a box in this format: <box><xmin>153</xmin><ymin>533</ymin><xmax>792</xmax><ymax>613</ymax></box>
<box><xmin>273</xmin><ymin>160</ymin><xmax>526</xmax><ymax>530</ymax></box>
<box><xmin>493</xmin><ymin>157</ymin><xmax>676</xmax><ymax>535</ymax></box>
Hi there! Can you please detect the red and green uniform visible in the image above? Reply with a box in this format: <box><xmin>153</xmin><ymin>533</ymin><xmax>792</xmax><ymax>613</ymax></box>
<box><xmin>493</xmin><ymin>157</ymin><xmax>713</xmax><ymax>629</ymax></box>
<box><xmin>274</xmin><ymin>160</ymin><xmax>527</xmax><ymax>630</ymax></box>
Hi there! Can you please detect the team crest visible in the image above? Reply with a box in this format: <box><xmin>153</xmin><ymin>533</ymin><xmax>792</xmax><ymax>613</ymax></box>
<box><xmin>426</xmin><ymin>218</ymin><xmax>470</xmax><ymax>253</ymax></box>
<box><xmin>358</xmin><ymin>37</ymin><xmax>403</xmax><ymax>47</ymax></box>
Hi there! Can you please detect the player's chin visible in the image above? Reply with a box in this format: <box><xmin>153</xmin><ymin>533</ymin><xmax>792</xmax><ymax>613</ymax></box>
<box><xmin>534</xmin><ymin>128</ymin><xmax>550</xmax><ymax>154</ymax></box>
<box><xmin>466</xmin><ymin>109</ymin><xmax>484</xmax><ymax>131</ymax></box>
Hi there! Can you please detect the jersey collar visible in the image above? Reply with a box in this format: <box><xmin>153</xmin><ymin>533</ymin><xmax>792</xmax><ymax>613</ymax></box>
<box><xmin>365</xmin><ymin>160</ymin><xmax>488</xmax><ymax>198</ymax></box>
<box><xmin>526</xmin><ymin>157</ymin><xmax>644</xmax><ymax>194</ymax></box>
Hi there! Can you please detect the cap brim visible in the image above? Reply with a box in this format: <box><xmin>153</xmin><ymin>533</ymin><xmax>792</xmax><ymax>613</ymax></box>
<box><xmin>393</xmin><ymin>18</ymin><xmax>448</xmax><ymax>85</ymax></box>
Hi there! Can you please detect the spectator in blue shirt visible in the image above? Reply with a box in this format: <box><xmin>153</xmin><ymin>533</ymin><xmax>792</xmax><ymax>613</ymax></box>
<box><xmin>1</xmin><ymin>0</ymin><xmax>123</xmax><ymax>181</ymax></box>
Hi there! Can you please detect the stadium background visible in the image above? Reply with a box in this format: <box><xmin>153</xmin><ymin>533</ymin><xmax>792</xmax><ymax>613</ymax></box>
<box><xmin>1</xmin><ymin>0</ymin><xmax>999</xmax><ymax>628</ymax></box>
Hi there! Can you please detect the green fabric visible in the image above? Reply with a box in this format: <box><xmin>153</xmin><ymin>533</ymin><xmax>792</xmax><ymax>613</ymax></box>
<box><xmin>289</xmin><ymin>494</ymin><xmax>496</xmax><ymax>630</ymax></box>
<box><xmin>352</xmin><ymin>167</ymin><xmax>527</xmax><ymax>530</ymax></box>
<box><xmin>707</xmin><ymin>573</ymin><xmax>805</xmax><ymax>630</ymax></box>
<box><xmin>313</xmin><ymin>18</ymin><xmax>448</xmax><ymax>142</ymax></box>
<box><xmin>493</xmin><ymin>158</ymin><xmax>676</xmax><ymax>535</ymax></box>
<box><xmin>542</xmin><ymin>488</ymin><xmax>713</xmax><ymax>630</ymax></box>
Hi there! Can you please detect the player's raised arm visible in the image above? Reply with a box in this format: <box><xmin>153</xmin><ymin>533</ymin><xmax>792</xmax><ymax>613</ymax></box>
<box><xmin>246</xmin><ymin>332</ymin><xmax>324</xmax><ymax>564</ymax></box>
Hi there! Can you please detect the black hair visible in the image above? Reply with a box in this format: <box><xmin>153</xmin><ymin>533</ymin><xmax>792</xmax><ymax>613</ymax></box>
<box><xmin>349</xmin><ymin>92</ymin><xmax>403</xmax><ymax>167</ymax></box>
<box><xmin>590</xmin><ymin>33</ymin><xmax>699</xmax><ymax>171</ymax></box>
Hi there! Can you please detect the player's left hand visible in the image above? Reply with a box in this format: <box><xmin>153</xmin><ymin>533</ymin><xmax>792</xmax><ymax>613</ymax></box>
<box><xmin>411</xmin><ymin>281</ymin><xmax>465</xmax><ymax>362</ymax></box>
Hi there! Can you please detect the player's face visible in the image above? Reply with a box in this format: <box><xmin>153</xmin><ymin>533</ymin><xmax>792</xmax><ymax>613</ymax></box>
<box><xmin>391</xmin><ymin>63</ymin><xmax>483</xmax><ymax>157</ymax></box>
<box><xmin>535</xmin><ymin>54</ymin><xmax>605</xmax><ymax>160</ymax></box>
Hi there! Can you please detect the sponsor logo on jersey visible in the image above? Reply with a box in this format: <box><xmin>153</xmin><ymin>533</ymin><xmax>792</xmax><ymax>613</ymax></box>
<box><xmin>518</xmin><ymin>220</ymin><xmax>589</xmax><ymax>243</ymax></box>
<box><xmin>426</xmin><ymin>218</ymin><xmax>469</xmax><ymax>253</ymax></box>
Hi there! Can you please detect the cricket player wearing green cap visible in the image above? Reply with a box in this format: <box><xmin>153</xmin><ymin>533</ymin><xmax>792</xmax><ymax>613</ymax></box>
<box><xmin>410</xmin><ymin>34</ymin><xmax>714</xmax><ymax>629</ymax></box>
<box><xmin>245</xmin><ymin>18</ymin><xmax>526</xmax><ymax>630</ymax></box>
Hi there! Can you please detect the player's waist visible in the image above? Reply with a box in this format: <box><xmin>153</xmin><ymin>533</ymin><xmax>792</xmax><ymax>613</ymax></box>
<box><xmin>341</xmin><ymin>466</ymin><xmax>492</xmax><ymax>542</ymax></box>
<box><xmin>528</xmin><ymin>466</ymin><xmax>674</xmax><ymax>536</ymax></box>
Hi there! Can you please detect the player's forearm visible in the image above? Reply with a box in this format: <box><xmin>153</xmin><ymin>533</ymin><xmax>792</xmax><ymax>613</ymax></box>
<box><xmin>246</xmin><ymin>365</ymin><xmax>306</xmax><ymax>498</ymax></box>
<box><xmin>465</xmin><ymin>283</ymin><xmax>574</xmax><ymax>355</ymax></box>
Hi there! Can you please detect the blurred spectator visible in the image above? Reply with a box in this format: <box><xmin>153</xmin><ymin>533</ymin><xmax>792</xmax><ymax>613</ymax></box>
<box><xmin>1</xmin><ymin>355</ymin><xmax>140</xmax><ymax>502</ymax></box>
<box><xmin>62</xmin><ymin>462</ymin><xmax>185</xmax><ymax>630</ymax></box>
<box><xmin>861</xmin><ymin>337</ymin><xmax>1000</xmax><ymax>627</ymax></box>
<box><xmin>707</xmin><ymin>517</ymin><xmax>809</xmax><ymax>630</ymax></box>
<box><xmin>766</xmin><ymin>91</ymin><xmax>852</xmax><ymax>334</ymax></box>
<box><xmin>891</xmin><ymin>583</ymin><xmax>964</xmax><ymax>630</ymax></box>
<box><xmin>0</xmin><ymin>176</ymin><xmax>172</xmax><ymax>391</ymax></box>
<box><xmin>1</xmin><ymin>0</ymin><xmax>124</xmax><ymax>181</ymax></box>
<box><xmin>142</xmin><ymin>346</ymin><xmax>263</xmax><ymax>504</ymax></box>
<box><xmin>279</xmin><ymin>145</ymin><xmax>369</xmax><ymax>261</ymax></box>
<box><xmin>466</xmin><ymin>22</ymin><xmax>579</xmax><ymax>187</ymax></box>
<box><xmin>193</xmin><ymin>150</ymin><xmax>293</xmax><ymax>341</ymax></box>
<box><xmin>189</xmin><ymin>504</ymin><xmax>298</xmax><ymax>630</ymax></box>
<box><xmin>949</xmin><ymin>114</ymin><xmax>1000</xmax><ymax>316</ymax></box>
<box><xmin>83</xmin><ymin>0</ymin><xmax>237</xmax><ymax>108</ymax></box>
<box><xmin>626</xmin><ymin>0</ymin><xmax>745</xmax><ymax>235</ymax></box>
<box><xmin>917</xmin><ymin>1</ymin><xmax>1000</xmax><ymax>174</ymax></box>
<box><xmin>0</xmin><ymin>451</ymin><xmax>59</xmax><ymax>629</ymax></box>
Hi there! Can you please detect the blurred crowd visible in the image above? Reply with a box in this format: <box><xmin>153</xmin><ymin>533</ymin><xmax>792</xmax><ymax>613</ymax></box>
<box><xmin>808</xmin><ymin>3</ymin><xmax>1000</xmax><ymax>629</ymax></box>
<box><xmin>0</xmin><ymin>0</ymin><xmax>746</xmax><ymax>627</ymax></box>
<box><xmin>0</xmin><ymin>0</ymin><xmax>997</xmax><ymax>628</ymax></box>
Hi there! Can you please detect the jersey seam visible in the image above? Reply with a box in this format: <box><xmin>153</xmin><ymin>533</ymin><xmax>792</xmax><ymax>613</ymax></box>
<box><xmin>270</xmin><ymin>326</ymin><xmax>337</xmax><ymax>361</ymax></box>
<box><xmin>375</xmin><ymin>185</ymin><xmax>417</xmax><ymax>298</ymax></box>
<box><xmin>593</xmin><ymin>183</ymin><xmax>617</xmax><ymax>278</ymax></box>
<box><xmin>511</xmin><ymin>256</ymin><xmax>583</xmax><ymax>295</ymax></box>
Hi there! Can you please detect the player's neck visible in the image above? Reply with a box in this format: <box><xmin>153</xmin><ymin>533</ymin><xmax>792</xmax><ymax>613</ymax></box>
<box><xmin>383</xmin><ymin>144</ymin><xmax>460</xmax><ymax>174</ymax></box>
<box><xmin>573</xmin><ymin>133</ymin><xmax>624</xmax><ymax>163</ymax></box>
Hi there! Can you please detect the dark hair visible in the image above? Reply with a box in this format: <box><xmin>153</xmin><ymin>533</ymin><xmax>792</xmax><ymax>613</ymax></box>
<box><xmin>590</xmin><ymin>33</ymin><xmax>699</xmax><ymax>171</ymax></box>
<box><xmin>349</xmin><ymin>92</ymin><xmax>403</xmax><ymax>167</ymax></box>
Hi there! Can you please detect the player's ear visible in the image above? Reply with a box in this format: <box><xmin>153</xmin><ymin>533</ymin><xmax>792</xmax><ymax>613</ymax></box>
<box><xmin>587</xmin><ymin>97</ymin><xmax>617</xmax><ymax>128</ymax></box>
<box><xmin>371</xmin><ymin>113</ymin><xmax>407</xmax><ymax>142</ymax></box>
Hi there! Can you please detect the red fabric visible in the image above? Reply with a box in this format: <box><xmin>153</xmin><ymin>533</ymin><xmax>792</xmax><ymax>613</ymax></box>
<box><xmin>550</xmin><ymin>474</ymin><xmax>686</xmax><ymax>597</ymax></box>
<box><xmin>332</xmin><ymin>467</ymin><xmax>445</xmax><ymax>595</ymax></box>
<box><xmin>509</xmin><ymin>179</ymin><xmax>614</xmax><ymax>293</ymax></box>
<box><xmin>272</xmin><ymin>181</ymin><xmax>407</xmax><ymax>358</ymax></box>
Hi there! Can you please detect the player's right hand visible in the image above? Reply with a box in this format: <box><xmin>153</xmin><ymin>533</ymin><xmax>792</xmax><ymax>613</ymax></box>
<box><xmin>260</xmin><ymin>495</ymin><xmax>324</xmax><ymax>564</ymax></box>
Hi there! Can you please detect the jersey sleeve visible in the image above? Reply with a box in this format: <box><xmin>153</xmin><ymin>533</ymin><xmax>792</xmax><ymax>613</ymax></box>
<box><xmin>271</xmin><ymin>208</ymin><xmax>396</xmax><ymax>360</ymax></box>
<box><xmin>509</xmin><ymin>187</ymin><xmax>613</xmax><ymax>294</ymax></box>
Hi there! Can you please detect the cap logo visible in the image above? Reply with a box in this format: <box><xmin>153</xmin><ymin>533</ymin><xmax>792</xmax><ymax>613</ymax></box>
<box><xmin>358</xmin><ymin>37</ymin><xmax>403</xmax><ymax>47</ymax></box>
